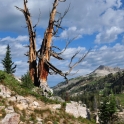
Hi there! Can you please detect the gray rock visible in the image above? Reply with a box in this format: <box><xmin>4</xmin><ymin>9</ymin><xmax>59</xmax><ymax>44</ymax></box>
<box><xmin>16</xmin><ymin>103</ymin><xmax>28</xmax><ymax>110</ymax></box>
<box><xmin>29</xmin><ymin>121</ymin><xmax>34</xmax><ymax>124</ymax></box>
<box><xmin>36</xmin><ymin>117</ymin><xmax>43</xmax><ymax>124</ymax></box>
<box><xmin>33</xmin><ymin>101</ymin><xmax>39</xmax><ymax>107</ymax></box>
<box><xmin>16</xmin><ymin>95</ymin><xmax>25</xmax><ymax>102</ymax></box>
<box><xmin>65</xmin><ymin>101</ymin><xmax>90</xmax><ymax>118</ymax></box>
<box><xmin>39</xmin><ymin>83</ymin><xmax>53</xmax><ymax>97</ymax></box>
<box><xmin>13</xmin><ymin>76</ymin><xmax>22</xmax><ymax>83</ymax></box>
<box><xmin>36</xmin><ymin>122</ymin><xmax>42</xmax><ymax>124</ymax></box>
<box><xmin>28</xmin><ymin>101</ymin><xmax>40</xmax><ymax>110</ymax></box>
<box><xmin>19</xmin><ymin>121</ymin><xmax>24</xmax><ymax>124</ymax></box>
<box><xmin>52</xmin><ymin>104</ymin><xmax>61</xmax><ymax>110</ymax></box>
<box><xmin>2</xmin><ymin>113</ymin><xmax>20</xmax><ymax>124</ymax></box>
<box><xmin>36</xmin><ymin>117</ymin><xmax>43</xmax><ymax>122</ymax></box>
<box><xmin>0</xmin><ymin>106</ymin><xmax>5</xmax><ymax>110</ymax></box>
<box><xmin>49</xmin><ymin>96</ymin><xmax>65</xmax><ymax>102</ymax></box>
<box><xmin>8</xmin><ymin>96</ymin><xmax>17</xmax><ymax>102</ymax></box>
<box><xmin>0</xmin><ymin>85</ymin><xmax>11</xmax><ymax>98</ymax></box>
<box><xmin>5</xmin><ymin>106</ymin><xmax>15</xmax><ymax>114</ymax></box>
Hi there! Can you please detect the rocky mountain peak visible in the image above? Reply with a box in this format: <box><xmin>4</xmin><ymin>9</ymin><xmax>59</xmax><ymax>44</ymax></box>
<box><xmin>96</xmin><ymin>65</ymin><xmax>121</xmax><ymax>71</ymax></box>
<box><xmin>92</xmin><ymin>65</ymin><xmax>121</xmax><ymax>76</ymax></box>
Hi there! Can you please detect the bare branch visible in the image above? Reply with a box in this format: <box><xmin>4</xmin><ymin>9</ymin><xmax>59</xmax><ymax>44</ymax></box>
<box><xmin>50</xmin><ymin>51</ymin><xmax>64</xmax><ymax>60</ymax></box>
<box><xmin>24</xmin><ymin>52</ymin><xmax>29</xmax><ymax>56</ymax></box>
<box><xmin>68</xmin><ymin>49</ymin><xmax>91</xmax><ymax>74</ymax></box>
<box><xmin>57</xmin><ymin>36</ymin><xmax>78</xmax><ymax>55</ymax></box>
<box><xmin>69</xmin><ymin>51</ymin><xmax>80</xmax><ymax>68</ymax></box>
<box><xmin>21</xmin><ymin>25</ymin><xmax>28</xmax><ymax>28</ymax></box>
<box><xmin>59</xmin><ymin>0</ymin><xmax>66</xmax><ymax>2</ymax></box>
<box><xmin>33</xmin><ymin>9</ymin><xmax>41</xmax><ymax>28</ymax></box>
<box><xmin>45</xmin><ymin>59</ymin><xmax>65</xmax><ymax>76</ymax></box>
<box><xmin>52</xmin><ymin>4</ymin><xmax>70</xmax><ymax>36</ymax></box>
<box><xmin>69</xmin><ymin>70</ymin><xmax>79</xmax><ymax>76</ymax></box>
<box><xmin>25</xmin><ymin>0</ymin><xmax>28</xmax><ymax>3</ymax></box>
<box><xmin>23</xmin><ymin>45</ymin><xmax>29</xmax><ymax>48</ymax></box>
<box><xmin>49</xmin><ymin>71</ymin><xmax>57</xmax><ymax>75</ymax></box>
<box><xmin>52</xmin><ymin>46</ymin><xmax>61</xmax><ymax>51</ymax></box>
<box><xmin>15</xmin><ymin>6</ymin><xmax>24</xmax><ymax>13</ymax></box>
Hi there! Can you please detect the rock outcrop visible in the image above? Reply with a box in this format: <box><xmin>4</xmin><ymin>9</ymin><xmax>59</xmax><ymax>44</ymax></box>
<box><xmin>0</xmin><ymin>84</ymin><xmax>61</xmax><ymax>124</ymax></box>
<box><xmin>65</xmin><ymin>101</ymin><xmax>90</xmax><ymax>119</ymax></box>
<box><xmin>0</xmin><ymin>83</ymin><xmax>92</xmax><ymax>124</ymax></box>
<box><xmin>2</xmin><ymin>113</ymin><xmax>20</xmax><ymax>124</ymax></box>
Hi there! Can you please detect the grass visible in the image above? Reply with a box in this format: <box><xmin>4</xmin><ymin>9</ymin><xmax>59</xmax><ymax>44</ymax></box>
<box><xmin>0</xmin><ymin>70</ymin><xmax>59</xmax><ymax>104</ymax></box>
<box><xmin>115</xmin><ymin>93</ymin><xmax>124</xmax><ymax>107</ymax></box>
<box><xmin>0</xmin><ymin>70</ymin><xmax>96</xmax><ymax>124</ymax></box>
<box><xmin>0</xmin><ymin>109</ymin><xmax>6</xmax><ymax>119</ymax></box>
<box><xmin>89</xmin><ymin>81</ymin><xmax>97</xmax><ymax>85</ymax></box>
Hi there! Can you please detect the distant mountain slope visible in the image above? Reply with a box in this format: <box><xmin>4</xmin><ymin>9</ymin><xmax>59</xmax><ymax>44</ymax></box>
<box><xmin>53</xmin><ymin>65</ymin><xmax>123</xmax><ymax>92</ymax></box>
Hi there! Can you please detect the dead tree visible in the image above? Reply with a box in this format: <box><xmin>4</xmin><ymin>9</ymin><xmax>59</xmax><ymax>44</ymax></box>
<box><xmin>16</xmin><ymin>0</ymin><xmax>89</xmax><ymax>88</ymax></box>
<box><xmin>15</xmin><ymin>0</ymin><xmax>38</xmax><ymax>85</ymax></box>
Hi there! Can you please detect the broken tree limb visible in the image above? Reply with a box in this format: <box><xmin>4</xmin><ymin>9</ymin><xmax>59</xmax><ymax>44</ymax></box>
<box><xmin>49</xmin><ymin>51</ymin><xmax>64</xmax><ymax>60</ymax></box>
<box><xmin>38</xmin><ymin>48</ymin><xmax>89</xmax><ymax>83</ymax></box>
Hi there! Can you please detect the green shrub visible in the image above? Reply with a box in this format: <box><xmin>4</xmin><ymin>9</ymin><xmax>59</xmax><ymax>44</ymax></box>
<box><xmin>21</xmin><ymin>72</ymin><xmax>34</xmax><ymax>89</ymax></box>
<box><xmin>0</xmin><ymin>74</ymin><xmax>5</xmax><ymax>82</ymax></box>
<box><xmin>61</xmin><ymin>102</ymin><xmax>66</xmax><ymax>110</ymax></box>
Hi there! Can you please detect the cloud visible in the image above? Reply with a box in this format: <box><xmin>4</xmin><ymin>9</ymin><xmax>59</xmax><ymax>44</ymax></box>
<box><xmin>59</xmin><ymin>0</ymin><xmax>124</xmax><ymax>43</ymax></box>
<box><xmin>1</xmin><ymin>35</ymin><xmax>28</xmax><ymax>42</ymax></box>
<box><xmin>1</xmin><ymin>0</ymin><xmax>124</xmax><ymax>43</ymax></box>
<box><xmin>61</xmin><ymin>46</ymin><xmax>86</xmax><ymax>59</ymax></box>
<box><xmin>82</xmin><ymin>43</ymin><xmax>124</xmax><ymax>70</ymax></box>
<box><xmin>0</xmin><ymin>0</ymin><xmax>53</xmax><ymax>33</ymax></box>
<box><xmin>0</xmin><ymin>45</ymin><xmax>7</xmax><ymax>56</ymax></box>
<box><xmin>60</xmin><ymin>26</ymin><xmax>84</xmax><ymax>39</ymax></box>
<box><xmin>95</xmin><ymin>27</ymin><xmax>123</xmax><ymax>43</ymax></box>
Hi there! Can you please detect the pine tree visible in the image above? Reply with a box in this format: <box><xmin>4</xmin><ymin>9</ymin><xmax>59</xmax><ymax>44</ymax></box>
<box><xmin>99</xmin><ymin>93</ymin><xmax>116</xmax><ymax>124</ymax></box>
<box><xmin>2</xmin><ymin>44</ymin><xmax>16</xmax><ymax>74</ymax></box>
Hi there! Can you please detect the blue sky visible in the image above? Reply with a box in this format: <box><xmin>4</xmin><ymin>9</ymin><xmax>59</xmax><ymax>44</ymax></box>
<box><xmin>0</xmin><ymin>0</ymin><xmax>124</xmax><ymax>86</ymax></box>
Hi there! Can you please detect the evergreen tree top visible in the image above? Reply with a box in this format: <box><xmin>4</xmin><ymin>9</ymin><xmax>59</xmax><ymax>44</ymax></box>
<box><xmin>2</xmin><ymin>44</ymin><xmax>16</xmax><ymax>74</ymax></box>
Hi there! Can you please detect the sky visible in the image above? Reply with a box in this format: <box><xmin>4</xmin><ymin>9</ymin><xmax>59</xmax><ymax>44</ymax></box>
<box><xmin>0</xmin><ymin>0</ymin><xmax>124</xmax><ymax>86</ymax></box>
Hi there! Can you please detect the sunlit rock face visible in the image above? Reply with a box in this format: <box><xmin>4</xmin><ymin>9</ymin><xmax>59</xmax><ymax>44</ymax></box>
<box><xmin>2</xmin><ymin>113</ymin><xmax>20</xmax><ymax>124</ymax></box>
<box><xmin>65</xmin><ymin>101</ymin><xmax>90</xmax><ymax>118</ymax></box>
<box><xmin>91</xmin><ymin>65</ymin><xmax>122</xmax><ymax>76</ymax></box>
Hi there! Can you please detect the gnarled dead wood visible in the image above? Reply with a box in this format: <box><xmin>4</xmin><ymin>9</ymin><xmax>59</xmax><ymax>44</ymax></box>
<box><xmin>16</xmin><ymin>0</ymin><xmax>89</xmax><ymax>87</ymax></box>
<box><xmin>38</xmin><ymin>0</ymin><xmax>59</xmax><ymax>85</ymax></box>
<box><xmin>15</xmin><ymin>0</ymin><xmax>38</xmax><ymax>85</ymax></box>
<box><xmin>38</xmin><ymin>49</ymin><xmax>90</xmax><ymax>83</ymax></box>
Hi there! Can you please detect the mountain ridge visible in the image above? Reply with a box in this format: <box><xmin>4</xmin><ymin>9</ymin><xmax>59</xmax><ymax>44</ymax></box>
<box><xmin>89</xmin><ymin>65</ymin><xmax>122</xmax><ymax>76</ymax></box>
<box><xmin>53</xmin><ymin>65</ymin><xmax>123</xmax><ymax>91</ymax></box>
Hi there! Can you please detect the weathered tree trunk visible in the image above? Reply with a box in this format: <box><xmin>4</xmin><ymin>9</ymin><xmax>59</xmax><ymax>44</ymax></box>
<box><xmin>16</xmin><ymin>0</ymin><xmax>38</xmax><ymax>85</ymax></box>
<box><xmin>38</xmin><ymin>0</ymin><xmax>58</xmax><ymax>86</ymax></box>
<box><xmin>24</xmin><ymin>1</ymin><xmax>37</xmax><ymax>85</ymax></box>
